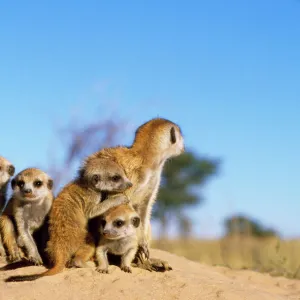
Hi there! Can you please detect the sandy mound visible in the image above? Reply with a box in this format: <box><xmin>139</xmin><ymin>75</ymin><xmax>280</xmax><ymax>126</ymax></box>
<box><xmin>0</xmin><ymin>249</ymin><xmax>299</xmax><ymax>300</ymax></box>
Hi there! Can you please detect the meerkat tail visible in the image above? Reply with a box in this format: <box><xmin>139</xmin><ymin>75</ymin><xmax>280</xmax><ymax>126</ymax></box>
<box><xmin>5</xmin><ymin>251</ymin><xmax>66</xmax><ymax>282</ymax></box>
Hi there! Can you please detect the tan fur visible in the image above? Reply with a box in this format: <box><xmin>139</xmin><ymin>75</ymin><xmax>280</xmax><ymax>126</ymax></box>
<box><xmin>0</xmin><ymin>156</ymin><xmax>15</xmax><ymax>256</ymax></box>
<box><xmin>0</xmin><ymin>168</ymin><xmax>54</xmax><ymax>264</ymax></box>
<box><xmin>5</xmin><ymin>158</ymin><xmax>132</xmax><ymax>282</ymax></box>
<box><xmin>82</xmin><ymin>118</ymin><xmax>184</xmax><ymax>269</ymax></box>
<box><xmin>95</xmin><ymin>203</ymin><xmax>140</xmax><ymax>273</ymax></box>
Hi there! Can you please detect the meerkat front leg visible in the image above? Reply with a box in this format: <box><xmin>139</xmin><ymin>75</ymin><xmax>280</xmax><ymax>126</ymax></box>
<box><xmin>95</xmin><ymin>246</ymin><xmax>109</xmax><ymax>274</ymax></box>
<box><xmin>15</xmin><ymin>208</ymin><xmax>43</xmax><ymax>265</ymax></box>
<box><xmin>121</xmin><ymin>247</ymin><xmax>137</xmax><ymax>273</ymax></box>
<box><xmin>88</xmin><ymin>195</ymin><xmax>129</xmax><ymax>219</ymax></box>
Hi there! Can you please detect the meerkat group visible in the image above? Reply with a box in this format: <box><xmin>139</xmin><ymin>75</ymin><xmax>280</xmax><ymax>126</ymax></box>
<box><xmin>0</xmin><ymin>117</ymin><xmax>184</xmax><ymax>282</ymax></box>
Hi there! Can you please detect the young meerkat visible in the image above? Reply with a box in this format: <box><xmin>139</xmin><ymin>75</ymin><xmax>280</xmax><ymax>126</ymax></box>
<box><xmin>78</xmin><ymin>118</ymin><xmax>184</xmax><ymax>271</ymax></box>
<box><xmin>0</xmin><ymin>156</ymin><xmax>15</xmax><ymax>256</ymax></box>
<box><xmin>94</xmin><ymin>203</ymin><xmax>140</xmax><ymax>274</ymax></box>
<box><xmin>0</xmin><ymin>168</ymin><xmax>54</xmax><ymax>264</ymax></box>
<box><xmin>5</xmin><ymin>157</ymin><xmax>132</xmax><ymax>282</ymax></box>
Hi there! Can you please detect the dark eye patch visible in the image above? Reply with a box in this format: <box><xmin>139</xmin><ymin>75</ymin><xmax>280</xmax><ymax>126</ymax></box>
<box><xmin>100</xmin><ymin>219</ymin><xmax>106</xmax><ymax>228</ymax></box>
<box><xmin>34</xmin><ymin>180</ymin><xmax>43</xmax><ymax>188</ymax></box>
<box><xmin>113</xmin><ymin>219</ymin><xmax>125</xmax><ymax>228</ymax></box>
<box><xmin>170</xmin><ymin>127</ymin><xmax>176</xmax><ymax>144</ymax></box>
<box><xmin>92</xmin><ymin>174</ymin><xmax>100</xmax><ymax>185</ymax></box>
<box><xmin>17</xmin><ymin>180</ymin><xmax>25</xmax><ymax>188</ymax></box>
<box><xmin>132</xmin><ymin>217</ymin><xmax>140</xmax><ymax>228</ymax></box>
<box><xmin>111</xmin><ymin>175</ymin><xmax>121</xmax><ymax>182</ymax></box>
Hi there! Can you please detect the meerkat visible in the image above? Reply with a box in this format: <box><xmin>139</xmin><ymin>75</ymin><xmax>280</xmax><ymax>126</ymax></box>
<box><xmin>5</xmin><ymin>157</ymin><xmax>132</xmax><ymax>282</ymax></box>
<box><xmin>0</xmin><ymin>156</ymin><xmax>15</xmax><ymax>256</ymax></box>
<box><xmin>0</xmin><ymin>168</ymin><xmax>54</xmax><ymax>265</ymax></box>
<box><xmin>94</xmin><ymin>203</ymin><xmax>140</xmax><ymax>274</ymax></box>
<box><xmin>74</xmin><ymin>118</ymin><xmax>184</xmax><ymax>271</ymax></box>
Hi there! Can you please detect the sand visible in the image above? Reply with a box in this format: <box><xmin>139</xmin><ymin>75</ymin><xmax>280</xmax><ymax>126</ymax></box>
<box><xmin>0</xmin><ymin>249</ymin><xmax>299</xmax><ymax>300</ymax></box>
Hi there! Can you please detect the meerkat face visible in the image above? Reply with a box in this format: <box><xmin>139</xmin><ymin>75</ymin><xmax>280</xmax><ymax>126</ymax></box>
<box><xmin>79</xmin><ymin>158</ymin><xmax>132</xmax><ymax>193</ymax></box>
<box><xmin>0</xmin><ymin>156</ymin><xmax>15</xmax><ymax>187</ymax></box>
<box><xmin>11</xmin><ymin>168</ymin><xmax>53</xmax><ymax>202</ymax></box>
<box><xmin>100</xmin><ymin>204</ymin><xmax>140</xmax><ymax>240</ymax></box>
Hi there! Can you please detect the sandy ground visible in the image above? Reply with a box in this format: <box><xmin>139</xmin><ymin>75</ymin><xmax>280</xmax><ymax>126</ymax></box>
<box><xmin>0</xmin><ymin>249</ymin><xmax>300</xmax><ymax>300</ymax></box>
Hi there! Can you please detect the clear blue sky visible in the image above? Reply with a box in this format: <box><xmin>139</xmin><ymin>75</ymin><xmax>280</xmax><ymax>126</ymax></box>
<box><xmin>0</xmin><ymin>0</ymin><xmax>299</xmax><ymax>238</ymax></box>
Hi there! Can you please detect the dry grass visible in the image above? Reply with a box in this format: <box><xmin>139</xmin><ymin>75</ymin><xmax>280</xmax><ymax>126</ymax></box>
<box><xmin>152</xmin><ymin>236</ymin><xmax>300</xmax><ymax>279</ymax></box>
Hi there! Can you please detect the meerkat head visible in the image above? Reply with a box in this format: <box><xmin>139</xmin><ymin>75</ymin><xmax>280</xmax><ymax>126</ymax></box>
<box><xmin>133</xmin><ymin>118</ymin><xmax>185</xmax><ymax>160</ymax></box>
<box><xmin>78</xmin><ymin>157</ymin><xmax>132</xmax><ymax>193</ymax></box>
<box><xmin>99</xmin><ymin>203</ymin><xmax>140</xmax><ymax>240</ymax></box>
<box><xmin>0</xmin><ymin>156</ymin><xmax>15</xmax><ymax>188</ymax></box>
<box><xmin>11</xmin><ymin>168</ymin><xmax>53</xmax><ymax>202</ymax></box>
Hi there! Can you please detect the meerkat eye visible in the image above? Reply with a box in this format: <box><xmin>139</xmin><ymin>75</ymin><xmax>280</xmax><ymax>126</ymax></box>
<box><xmin>17</xmin><ymin>180</ymin><xmax>25</xmax><ymax>188</ymax></box>
<box><xmin>0</xmin><ymin>166</ymin><xmax>2</xmax><ymax>171</ymax></box>
<box><xmin>92</xmin><ymin>174</ymin><xmax>100</xmax><ymax>184</ymax></box>
<box><xmin>113</xmin><ymin>219</ymin><xmax>124</xmax><ymax>228</ymax></box>
<box><xmin>170</xmin><ymin>127</ymin><xmax>176</xmax><ymax>144</ymax></box>
<box><xmin>111</xmin><ymin>175</ymin><xmax>121</xmax><ymax>182</ymax></box>
<box><xmin>34</xmin><ymin>180</ymin><xmax>43</xmax><ymax>188</ymax></box>
<box><xmin>131</xmin><ymin>217</ymin><xmax>140</xmax><ymax>228</ymax></box>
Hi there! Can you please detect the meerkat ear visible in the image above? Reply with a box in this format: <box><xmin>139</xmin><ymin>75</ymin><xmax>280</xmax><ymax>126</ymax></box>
<box><xmin>170</xmin><ymin>127</ymin><xmax>176</xmax><ymax>144</ymax></box>
<box><xmin>8</xmin><ymin>165</ymin><xmax>15</xmax><ymax>176</ymax></box>
<box><xmin>11</xmin><ymin>178</ymin><xmax>16</xmax><ymax>189</ymax></box>
<box><xmin>132</xmin><ymin>216</ymin><xmax>140</xmax><ymax>228</ymax></box>
<box><xmin>47</xmin><ymin>179</ymin><xmax>54</xmax><ymax>190</ymax></box>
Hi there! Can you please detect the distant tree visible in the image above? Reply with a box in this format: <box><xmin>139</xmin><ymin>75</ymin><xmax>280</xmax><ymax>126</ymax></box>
<box><xmin>152</xmin><ymin>151</ymin><xmax>220</xmax><ymax>239</ymax></box>
<box><xmin>223</xmin><ymin>215</ymin><xmax>278</xmax><ymax>238</ymax></box>
<box><xmin>47</xmin><ymin>109</ymin><xmax>127</xmax><ymax>193</ymax></box>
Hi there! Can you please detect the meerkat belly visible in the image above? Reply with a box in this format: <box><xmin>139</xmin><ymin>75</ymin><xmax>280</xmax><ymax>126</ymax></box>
<box><xmin>131</xmin><ymin>171</ymin><xmax>160</xmax><ymax>207</ymax></box>
<box><xmin>24</xmin><ymin>203</ymin><xmax>49</xmax><ymax>231</ymax></box>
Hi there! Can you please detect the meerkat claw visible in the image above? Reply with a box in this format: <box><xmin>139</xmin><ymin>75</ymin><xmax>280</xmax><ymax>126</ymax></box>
<box><xmin>121</xmin><ymin>265</ymin><xmax>132</xmax><ymax>273</ymax></box>
<box><xmin>96</xmin><ymin>267</ymin><xmax>109</xmax><ymax>274</ymax></box>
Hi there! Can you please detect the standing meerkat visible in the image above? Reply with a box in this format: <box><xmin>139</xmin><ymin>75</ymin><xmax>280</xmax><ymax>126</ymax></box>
<box><xmin>77</xmin><ymin>118</ymin><xmax>184</xmax><ymax>271</ymax></box>
<box><xmin>94</xmin><ymin>203</ymin><xmax>140</xmax><ymax>274</ymax></box>
<box><xmin>0</xmin><ymin>168</ymin><xmax>54</xmax><ymax>264</ymax></box>
<box><xmin>5</xmin><ymin>157</ymin><xmax>132</xmax><ymax>282</ymax></box>
<box><xmin>0</xmin><ymin>156</ymin><xmax>15</xmax><ymax>256</ymax></box>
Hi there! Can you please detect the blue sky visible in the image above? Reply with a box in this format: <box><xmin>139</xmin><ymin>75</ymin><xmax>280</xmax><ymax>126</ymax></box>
<box><xmin>0</xmin><ymin>0</ymin><xmax>299</xmax><ymax>238</ymax></box>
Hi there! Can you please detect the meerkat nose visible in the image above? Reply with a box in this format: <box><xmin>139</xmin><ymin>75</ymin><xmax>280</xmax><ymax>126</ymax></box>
<box><xmin>103</xmin><ymin>230</ymin><xmax>110</xmax><ymax>236</ymax></box>
<box><xmin>24</xmin><ymin>188</ymin><xmax>32</xmax><ymax>194</ymax></box>
<box><xmin>127</xmin><ymin>181</ymin><xmax>133</xmax><ymax>188</ymax></box>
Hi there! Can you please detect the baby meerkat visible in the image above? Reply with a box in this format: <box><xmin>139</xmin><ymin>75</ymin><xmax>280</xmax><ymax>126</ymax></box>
<box><xmin>95</xmin><ymin>203</ymin><xmax>140</xmax><ymax>274</ymax></box>
<box><xmin>84</xmin><ymin>118</ymin><xmax>184</xmax><ymax>271</ymax></box>
<box><xmin>5</xmin><ymin>157</ymin><xmax>132</xmax><ymax>282</ymax></box>
<box><xmin>0</xmin><ymin>156</ymin><xmax>15</xmax><ymax>256</ymax></box>
<box><xmin>0</xmin><ymin>168</ymin><xmax>54</xmax><ymax>264</ymax></box>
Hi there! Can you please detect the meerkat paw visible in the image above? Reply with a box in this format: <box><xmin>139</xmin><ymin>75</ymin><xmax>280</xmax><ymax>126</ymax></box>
<box><xmin>120</xmin><ymin>265</ymin><xmax>132</xmax><ymax>273</ymax></box>
<box><xmin>132</xmin><ymin>257</ymin><xmax>172</xmax><ymax>272</ymax></box>
<box><xmin>7</xmin><ymin>250</ymin><xmax>23</xmax><ymax>263</ymax></box>
<box><xmin>149</xmin><ymin>258</ymin><xmax>173</xmax><ymax>272</ymax></box>
<box><xmin>136</xmin><ymin>242</ymin><xmax>150</xmax><ymax>261</ymax></box>
<box><xmin>68</xmin><ymin>258</ymin><xmax>89</xmax><ymax>269</ymax></box>
<box><xmin>27</xmin><ymin>254</ymin><xmax>43</xmax><ymax>266</ymax></box>
<box><xmin>96</xmin><ymin>267</ymin><xmax>109</xmax><ymax>274</ymax></box>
